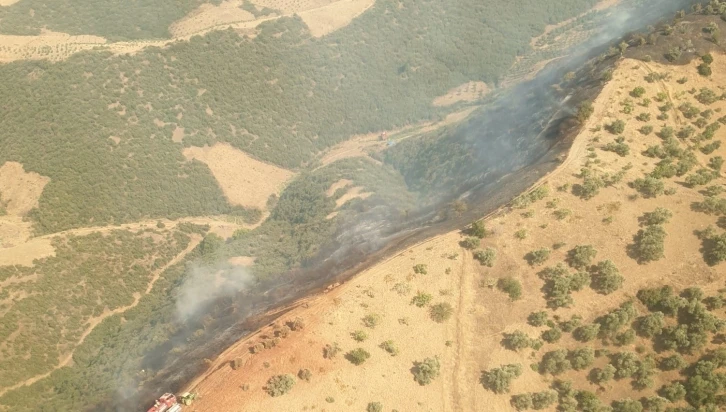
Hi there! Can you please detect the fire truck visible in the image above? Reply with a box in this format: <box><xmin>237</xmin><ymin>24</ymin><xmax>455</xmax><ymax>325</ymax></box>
<box><xmin>147</xmin><ymin>392</ymin><xmax>196</xmax><ymax>412</ymax></box>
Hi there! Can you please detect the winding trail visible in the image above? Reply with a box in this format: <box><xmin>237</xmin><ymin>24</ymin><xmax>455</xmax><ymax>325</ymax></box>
<box><xmin>0</xmin><ymin>234</ymin><xmax>203</xmax><ymax>397</ymax></box>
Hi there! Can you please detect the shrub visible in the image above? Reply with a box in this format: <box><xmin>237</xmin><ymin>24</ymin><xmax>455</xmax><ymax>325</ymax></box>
<box><xmin>612</xmin><ymin>352</ymin><xmax>640</xmax><ymax>379</ymax></box>
<box><xmin>659</xmin><ymin>382</ymin><xmax>686</xmax><ymax>401</ymax></box>
<box><xmin>553</xmin><ymin>208</ymin><xmax>572</xmax><ymax>220</ymax></box>
<box><xmin>637</xmin><ymin>286</ymin><xmax>684</xmax><ymax>316</ymax></box>
<box><xmin>323</xmin><ymin>342</ymin><xmax>341</xmax><ymax>359</ymax></box>
<box><xmin>352</xmin><ymin>330</ymin><xmax>368</xmax><ymax>342</ymax></box>
<box><xmin>514</xmin><ymin>229</ymin><xmax>527</xmax><ymax>240</ymax></box>
<box><xmin>460</xmin><ymin>237</ymin><xmax>480</xmax><ymax>250</ymax></box>
<box><xmin>413</xmin><ymin>264</ymin><xmax>428</xmax><ymax>275</ymax></box>
<box><xmin>631</xmin><ymin>224</ymin><xmax>666</xmax><ymax>263</ymax></box>
<box><xmin>497</xmin><ymin>277</ymin><xmax>523</xmax><ymax>300</ymax></box>
<box><xmin>603</xmin><ymin>142</ymin><xmax>630</xmax><ymax>157</ymax></box>
<box><xmin>528</xmin><ymin>311</ymin><xmax>548</xmax><ymax>327</ymax></box>
<box><xmin>411</xmin><ymin>291</ymin><xmax>433</xmax><ymax>307</ymax></box>
<box><xmin>632</xmin><ymin>176</ymin><xmax>664</xmax><ymax>198</ymax></box>
<box><xmin>430</xmin><ymin>302</ymin><xmax>454</xmax><ymax>323</ymax></box>
<box><xmin>571</xmin><ymin>324</ymin><xmax>596</xmax><ymax>342</ymax></box>
<box><xmin>698</xmin><ymin>63</ymin><xmax>712</xmax><ymax>76</ymax></box>
<box><xmin>567</xmin><ymin>245</ymin><xmax>597</xmax><ymax>269</ymax></box>
<box><xmin>412</xmin><ymin>357</ymin><xmax>441</xmax><ymax>385</ymax></box>
<box><xmin>481</xmin><ymin>364</ymin><xmax>522</xmax><ymax>393</ymax></box>
<box><xmin>635</xmin><ymin>312</ymin><xmax>665</xmax><ymax>338</ymax></box>
<box><xmin>696</xmin><ymin>87</ymin><xmax>719</xmax><ymax>105</ymax></box>
<box><xmin>266</xmin><ymin>374</ymin><xmax>295</xmax><ymax>397</ymax></box>
<box><xmin>474</xmin><ymin>248</ymin><xmax>497</xmax><ymax>267</ymax></box>
<box><xmin>703</xmin><ymin>53</ymin><xmax>714</xmax><ymax>64</ymax></box>
<box><xmin>366</xmin><ymin>403</ymin><xmax>383</xmax><ymax>412</ymax></box>
<box><xmin>701</xmin><ymin>140</ymin><xmax>722</xmax><ymax>155</ymax></box>
<box><xmin>510</xmin><ymin>394</ymin><xmax>533</xmax><ymax>411</ymax></box>
<box><xmin>591</xmin><ymin>260</ymin><xmax>624</xmax><ymax>295</ymax></box>
<box><xmin>611</xmin><ymin>398</ymin><xmax>644</xmax><ymax>412</ymax></box>
<box><xmin>531</xmin><ymin>391</ymin><xmax>558</xmax><ymax>409</ymax></box>
<box><xmin>541</xmin><ymin>327</ymin><xmax>562</xmax><ymax>343</ymax></box>
<box><xmin>346</xmin><ymin>348</ymin><xmax>371</xmax><ymax>365</ymax></box>
<box><xmin>589</xmin><ymin>364</ymin><xmax>616</xmax><ymax>385</ymax></box>
<box><xmin>614</xmin><ymin>329</ymin><xmax>636</xmax><ymax>346</ymax></box>
<box><xmin>640</xmin><ymin>208</ymin><xmax>672</xmax><ymax>226</ymax></box>
<box><xmin>379</xmin><ymin>340</ymin><xmax>399</xmax><ymax>356</ymax></box>
<box><xmin>468</xmin><ymin>220</ymin><xmax>490</xmax><ymax>238</ymax></box>
<box><xmin>526</xmin><ymin>248</ymin><xmax>551</xmax><ymax>266</ymax></box>
<box><xmin>641</xmin><ymin>396</ymin><xmax>667</xmax><ymax>412</ymax></box>
<box><xmin>569</xmin><ymin>348</ymin><xmax>595</xmax><ymax>371</ymax></box>
<box><xmin>577</xmin><ymin>102</ymin><xmax>595</xmax><ymax>123</ymax></box>
<box><xmin>636</xmin><ymin>112</ymin><xmax>651</xmax><ymax>122</ymax></box>
<box><xmin>607</xmin><ymin>119</ymin><xmax>626</xmax><ymax>134</ymax></box>
<box><xmin>658</xmin><ymin>354</ymin><xmax>687</xmax><ymax>371</ymax></box>
<box><xmin>298</xmin><ymin>368</ymin><xmax>312</xmax><ymax>381</ymax></box>
<box><xmin>362</xmin><ymin>314</ymin><xmax>381</xmax><ymax>328</ymax></box>
<box><xmin>539</xmin><ymin>350</ymin><xmax>571</xmax><ymax>375</ymax></box>
<box><xmin>392</xmin><ymin>282</ymin><xmax>412</xmax><ymax>295</ymax></box>
<box><xmin>630</xmin><ymin>87</ymin><xmax>646</xmax><ymax>98</ymax></box>
<box><xmin>502</xmin><ymin>331</ymin><xmax>534</xmax><ymax>351</ymax></box>
<box><xmin>639</xmin><ymin>125</ymin><xmax>653</xmax><ymax>135</ymax></box>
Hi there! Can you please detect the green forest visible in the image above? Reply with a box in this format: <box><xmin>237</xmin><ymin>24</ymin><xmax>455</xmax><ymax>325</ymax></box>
<box><xmin>0</xmin><ymin>0</ymin><xmax>600</xmax><ymax>234</ymax></box>
<box><xmin>0</xmin><ymin>227</ymin><xmax>191</xmax><ymax>391</ymax></box>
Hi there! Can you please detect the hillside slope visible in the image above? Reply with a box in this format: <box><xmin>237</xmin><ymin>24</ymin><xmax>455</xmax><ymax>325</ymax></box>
<box><xmin>185</xmin><ymin>52</ymin><xmax>726</xmax><ymax>411</ymax></box>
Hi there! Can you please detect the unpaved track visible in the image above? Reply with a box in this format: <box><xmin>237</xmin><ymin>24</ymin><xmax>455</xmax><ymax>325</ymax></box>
<box><xmin>0</xmin><ymin>234</ymin><xmax>203</xmax><ymax>397</ymax></box>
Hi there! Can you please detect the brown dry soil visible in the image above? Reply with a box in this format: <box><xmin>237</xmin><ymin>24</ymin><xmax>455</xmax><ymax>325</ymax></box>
<box><xmin>185</xmin><ymin>55</ymin><xmax>726</xmax><ymax>411</ymax></box>
<box><xmin>183</xmin><ymin>143</ymin><xmax>295</xmax><ymax>211</ymax></box>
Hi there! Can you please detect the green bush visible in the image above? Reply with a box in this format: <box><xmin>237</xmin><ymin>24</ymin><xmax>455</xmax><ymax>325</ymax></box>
<box><xmin>607</xmin><ymin>119</ymin><xmax>626</xmax><ymax>134</ymax></box>
<box><xmin>569</xmin><ymin>348</ymin><xmax>594</xmax><ymax>371</ymax></box>
<box><xmin>611</xmin><ymin>398</ymin><xmax>644</xmax><ymax>412</ymax></box>
<box><xmin>591</xmin><ymin>260</ymin><xmax>624</xmax><ymax>295</ymax></box>
<box><xmin>430</xmin><ymin>302</ymin><xmax>454</xmax><ymax>323</ymax></box>
<box><xmin>589</xmin><ymin>364</ymin><xmax>616</xmax><ymax>385</ymax></box>
<box><xmin>298</xmin><ymin>368</ymin><xmax>312</xmax><ymax>381</ymax></box>
<box><xmin>659</xmin><ymin>382</ymin><xmax>686</xmax><ymax>401</ymax></box>
<box><xmin>541</xmin><ymin>327</ymin><xmax>563</xmax><ymax>343</ymax></box>
<box><xmin>497</xmin><ymin>277</ymin><xmax>523</xmax><ymax>301</ymax></box>
<box><xmin>630</xmin><ymin>224</ymin><xmax>666</xmax><ymax>263</ymax></box>
<box><xmin>539</xmin><ymin>350</ymin><xmax>571</xmax><ymax>375</ymax></box>
<box><xmin>481</xmin><ymin>364</ymin><xmax>522</xmax><ymax>393</ymax></box>
<box><xmin>346</xmin><ymin>348</ymin><xmax>371</xmax><ymax>365</ymax></box>
<box><xmin>502</xmin><ymin>331</ymin><xmax>535</xmax><ymax>351</ymax></box>
<box><xmin>266</xmin><ymin>374</ymin><xmax>296</xmax><ymax>397</ymax></box>
<box><xmin>635</xmin><ymin>312</ymin><xmax>665</xmax><ymax>338</ymax></box>
<box><xmin>640</xmin><ymin>208</ymin><xmax>672</xmax><ymax>226</ymax></box>
<box><xmin>526</xmin><ymin>248</ymin><xmax>551</xmax><ymax>266</ymax></box>
<box><xmin>658</xmin><ymin>354</ymin><xmax>687</xmax><ymax>371</ymax></box>
<box><xmin>413</xmin><ymin>264</ymin><xmax>428</xmax><ymax>275</ymax></box>
<box><xmin>352</xmin><ymin>330</ymin><xmax>368</xmax><ymax>342</ymax></box>
<box><xmin>411</xmin><ymin>291</ymin><xmax>433</xmax><ymax>307</ymax></box>
<box><xmin>473</xmin><ymin>248</ymin><xmax>497</xmax><ymax>267</ymax></box>
<box><xmin>412</xmin><ymin>357</ymin><xmax>441</xmax><ymax>386</ymax></box>
<box><xmin>460</xmin><ymin>237</ymin><xmax>481</xmax><ymax>250</ymax></box>
<box><xmin>468</xmin><ymin>220</ymin><xmax>490</xmax><ymax>238</ymax></box>
<box><xmin>567</xmin><ymin>245</ymin><xmax>597</xmax><ymax>269</ymax></box>
<box><xmin>528</xmin><ymin>311</ymin><xmax>549</xmax><ymax>327</ymax></box>
<box><xmin>632</xmin><ymin>176</ymin><xmax>665</xmax><ymax>198</ymax></box>
<box><xmin>362</xmin><ymin>314</ymin><xmax>382</xmax><ymax>328</ymax></box>
<box><xmin>630</xmin><ymin>87</ymin><xmax>646</xmax><ymax>98</ymax></box>
<box><xmin>510</xmin><ymin>393</ymin><xmax>533</xmax><ymax>411</ymax></box>
<box><xmin>379</xmin><ymin>340</ymin><xmax>399</xmax><ymax>356</ymax></box>
<box><xmin>367</xmin><ymin>402</ymin><xmax>383</xmax><ymax>412</ymax></box>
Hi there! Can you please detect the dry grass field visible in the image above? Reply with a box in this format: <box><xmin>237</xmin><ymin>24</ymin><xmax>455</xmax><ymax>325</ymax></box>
<box><xmin>184</xmin><ymin>55</ymin><xmax>726</xmax><ymax>411</ymax></box>
<box><xmin>183</xmin><ymin>143</ymin><xmax>295</xmax><ymax>211</ymax></box>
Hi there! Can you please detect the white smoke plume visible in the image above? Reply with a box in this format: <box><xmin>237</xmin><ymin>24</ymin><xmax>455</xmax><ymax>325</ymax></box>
<box><xmin>175</xmin><ymin>262</ymin><xmax>254</xmax><ymax>320</ymax></box>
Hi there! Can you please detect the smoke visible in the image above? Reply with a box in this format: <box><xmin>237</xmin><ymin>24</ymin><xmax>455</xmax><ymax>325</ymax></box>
<box><xmin>175</xmin><ymin>262</ymin><xmax>254</xmax><ymax>321</ymax></box>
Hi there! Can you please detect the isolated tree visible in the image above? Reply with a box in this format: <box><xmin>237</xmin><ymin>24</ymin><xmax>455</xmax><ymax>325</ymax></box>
<box><xmin>266</xmin><ymin>374</ymin><xmax>295</xmax><ymax>397</ymax></box>
<box><xmin>412</xmin><ymin>357</ymin><xmax>441</xmax><ymax>385</ymax></box>
<box><xmin>528</xmin><ymin>311</ymin><xmax>549</xmax><ymax>327</ymax></box>
<box><xmin>497</xmin><ymin>277</ymin><xmax>522</xmax><ymax>300</ymax></box>
<box><xmin>502</xmin><ymin>331</ymin><xmax>534</xmax><ymax>351</ymax></box>
<box><xmin>574</xmin><ymin>324</ymin><xmax>601</xmax><ymax>342</ymax></box>
<box><xmin>591</xmin><ymin>260</ymin><xmax>624</xmax><ymax>294</ymax></box>
<box><xmin>631</xmin><ymin>224</ymin><xmax>666</xmax><ymax>263</ymax></box>
<box><xmin>430</xmin><ymin>302</ymin><xmax>453</xmax><ymax>323</ymax></box>
<box><xmin>510</xmin><ymin>393</ymin><xmax>533</xmax><ymax>411</ymax></box>
<box><xmin>569</xmin><ymin>348</ymin><xmax>595</xmax><ymax>371</ymax></box>
<box><xmin>346</xmin><ymin>348</ymin><xmax>371</xmax><ymax>365</ymax></box>
<box><xmin>659</xmin><ymin>382</ymin><xmax>686</xmax><ymax>401</ymax></box>
<box><xmin>526</xmin><ymin>248</ymin><xmax>551</xmax><ymax>266</ymax></box>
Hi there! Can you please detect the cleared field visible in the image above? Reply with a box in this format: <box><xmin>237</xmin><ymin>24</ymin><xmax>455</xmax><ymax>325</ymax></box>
<box><xmin>297</xmin><ymin>0</ymin><xmax>375</xmax><ymax>37</ymax></box>
<box><xmin>183</xmin><ymin>143</ymin><xmax>295</xmax><ymax>211</ymax></box>
<box><xmin>432</xmin><ymin>81</ymin><xmax>489</xmax><ymax>107</ymax></box>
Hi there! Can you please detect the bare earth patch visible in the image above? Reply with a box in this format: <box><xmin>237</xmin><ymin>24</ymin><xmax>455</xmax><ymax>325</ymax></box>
<box><xmin>228</xmin><ymin>256</ymin><xmax>256</xmax><ymax>266</ymax></box>
<box><xmin>0</xmin><ymin>162</ymin><xmax>53</xmax><ymax>264</ymax></box>
<box><xmin>297</xmin><ymin>0</ymin><xmax>375</xmax><ymax>37</ymax></box>
<box><xmin>183</xmin><ymin>143</ymin><xmax>295</xmax><ymax>211</ymax></box>
<box><xmin>169</xmin><ymin>0</ymin><xmax>257</xmax><ymax>38</ymax></box>
<box><xmin>432</xmin><ymin>81</ymin><xmax>489</xmax><ymax>107</ymax></box>
<box><xmin>326</xmin><ymin>178</ymin><xmax>352</xmax><ymax>196</ymax></box>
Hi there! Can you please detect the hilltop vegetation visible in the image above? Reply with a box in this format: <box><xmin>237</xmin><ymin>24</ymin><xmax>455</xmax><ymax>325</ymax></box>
<box><xmin>0</xmin><ymin>0</ymin><xmax>601</xmax><ymax>234</ymax></box>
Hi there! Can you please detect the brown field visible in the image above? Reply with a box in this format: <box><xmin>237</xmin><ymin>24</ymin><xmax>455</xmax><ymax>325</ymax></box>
<box><xmin>297</xmin><ymin>0</ymin><xmax>375</xmax><ymax>37</ymax></box>
<box><xmin>183</xmin><ymin>143</ymin><xmax>295</xmax><ymax>211</ymax></box>
<box><xmin>169</xmin><ymin>0</ymin><xmax>257</xmax><ymax>38</ymax></box>
<box><xmin>184</xmin><ymin>55</ymin><xmax>726</xmax><ymax>411</ymax></box>
<box><xmin>432</xmin><ymin>81</ymin><xmax>489</xmax><ymax>107</ymax></box>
